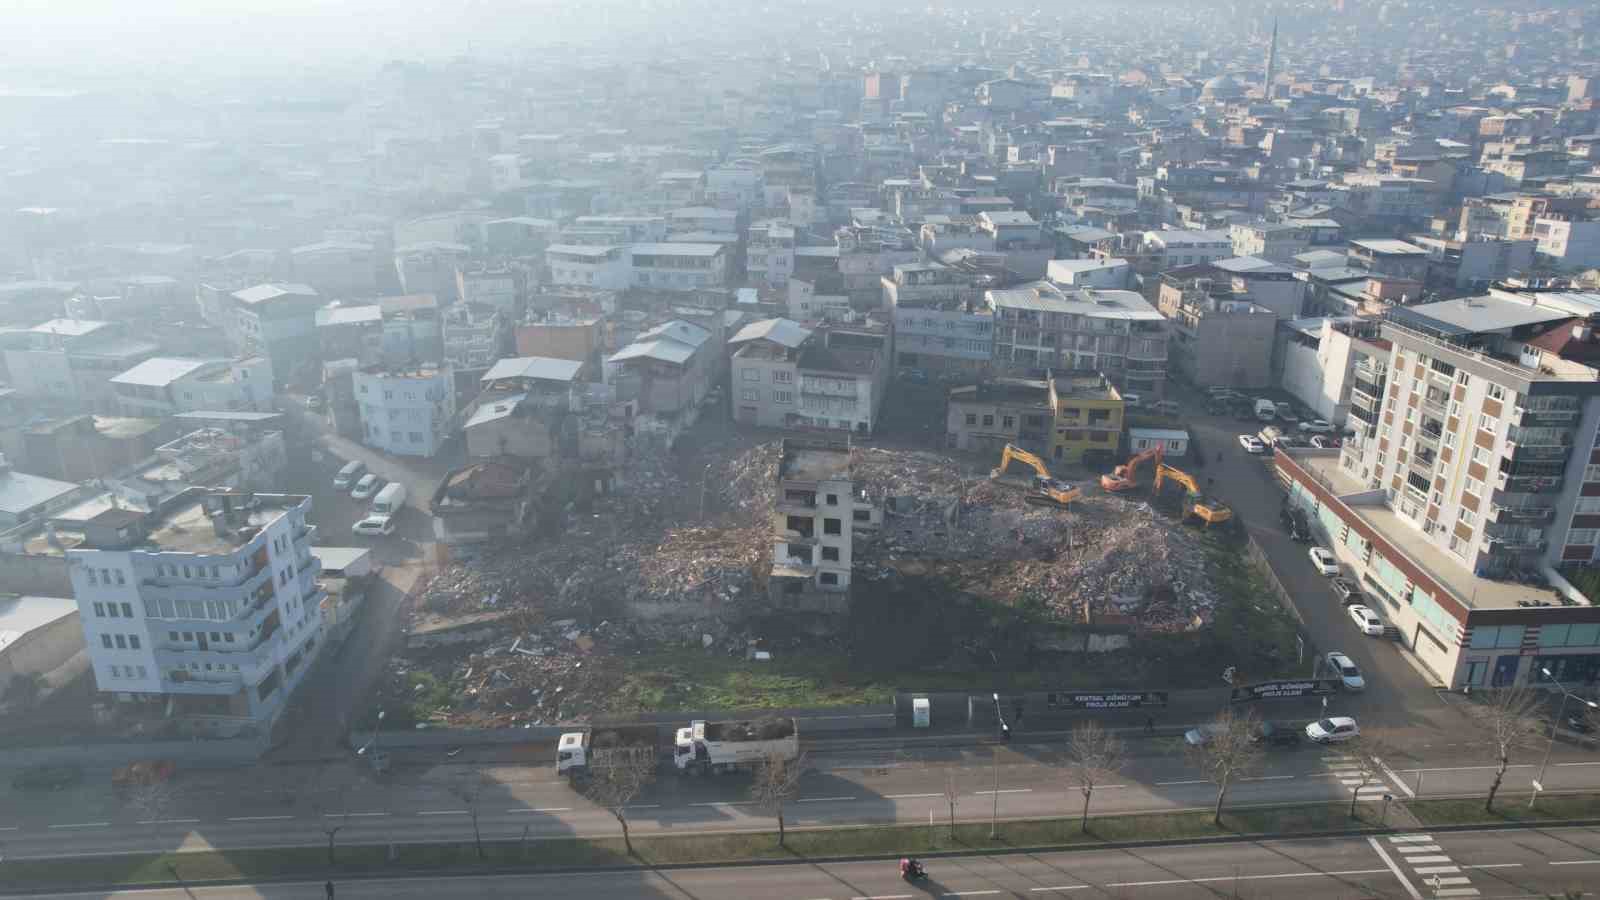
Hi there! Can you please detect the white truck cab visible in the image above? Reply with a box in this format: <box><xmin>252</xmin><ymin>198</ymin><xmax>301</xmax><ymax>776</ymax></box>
<box><xmin>673</xmin><ymin>727</ymin><xmax>696</xmax><ymax>770</ymax></box>
<box><xmin>556</xmin><ymin>731</ymin><xmax>588</xmax><ymax>775</ymax></box>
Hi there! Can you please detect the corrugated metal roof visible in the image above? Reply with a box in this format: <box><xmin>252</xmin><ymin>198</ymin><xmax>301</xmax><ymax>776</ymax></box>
<box><xmin>464</xmin><ymin>393</ymin><xmax>527</xmax><ymax>429</ymax></box>
<box><xmin>109</xmin><ymin>357</ymin><xmax>213</xmax><ymax>387</ymax></box>
<box><xmin>728</xmin><ymin>318</ymin><xmax>813</xmax><ymax>349</ymax></box>
<box><xmin>0</xmin><ymin>470</ymin><xmax>79</xmax><ymax>516</ymax></box>
<box><xmin>479</xmin><ymin>356</ymin><xmax>584</xmax><ymax>383</ymax></box>
<box><xmin>609</xmin><ymin>339</ymin><xmax>696</xmax><ymax>366</ymax></box>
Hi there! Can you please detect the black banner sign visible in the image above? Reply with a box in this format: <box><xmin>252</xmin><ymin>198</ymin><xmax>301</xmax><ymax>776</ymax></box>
<box><xmin>1229</xmin><ymin>680</ymin><xmax>1340</xmax><ymax>703</ymax></box>
<box><xmin>1048</xmin><ymin>691</ymin><xmax>1169</xmax><ymax>710</ymax></box>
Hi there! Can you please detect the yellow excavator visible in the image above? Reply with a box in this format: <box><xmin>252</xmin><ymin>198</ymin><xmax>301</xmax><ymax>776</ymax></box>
<box><xmin>1153</xmin><ymin>463</ymin><xmax>1233</xmax><ymax>527</ymax></box>
<box><xmin>1100</xmin><ymin>445</ymin><xmax>1164</xmax><ymax>492</ymax></box>
<box><xmin>990</xmin><ymin>444</ymin><xmax>1083</xmax><ymax>508</ymax></box>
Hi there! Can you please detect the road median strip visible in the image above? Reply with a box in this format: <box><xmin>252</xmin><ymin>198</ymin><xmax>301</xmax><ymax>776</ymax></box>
<box><xmin>4</xmin><ymin>794</ymin><xmax>1599</xmax><ymax>893</ymax></box>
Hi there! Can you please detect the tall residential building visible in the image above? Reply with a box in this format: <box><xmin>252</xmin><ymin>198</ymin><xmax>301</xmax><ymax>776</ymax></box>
<box><xmin>769</xmin><ymin>439</ymin><xmax>879</xmax><ymax>614</ymax></box>
<box><xmin>66</xmin><ymin>489</ymin><xmax>323</xmax><ymax>729</ymax></box>
<box><xmin>1277</xmin><ymin>293</ymin><xmax>1600</xmax><ymax>689</ymax></box>
<box><xmin>352</xmin><ymin>364</ymin><xmax>457</xmax><ymax>458</ymax></box>
<box><xmin>986</xmin><ymin>284</ymin><xmax>1169</xmax><ymax>399</ymax></box>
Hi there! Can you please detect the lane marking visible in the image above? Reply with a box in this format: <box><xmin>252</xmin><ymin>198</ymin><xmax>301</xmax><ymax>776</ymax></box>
<box><xmin>943</xmin><ymin>892</ymin><xmax>1000</xmax><ymax>897</ymax></box>
<box><xmin>1245</xmin><ymin>775</ymin><xmax>1295</xmax><ymax>781</ymax></box>
<box><xmin>1403</xmin><ymin>855</ymin><xmax>1452</xmax><ymax>864</ymax></box>
<box><xmin>798</xmin><ymin>796</ymin><xmax>856</xmax><ymax>803</ymax></box>
<box><xmin>1368</xmin><ymin>836</ymin><xmax>1424</xmax><ymax>900</ymax></box>
<box><xmin>1395</xmin><ymin>844</ymin><xmax>1444</xmax><ymax>854</ymax></box>
<box><xmin>689</xmin><ymin>801</ymin><xmax>754</xmax><ymax>807</ymax></box>
<box><xmin>1549</xmin><ymin>860</ymin><xmax>1600</xmax><ymax>866</ymax></box>
<box><xmin>1029</xmin><ymin>888</ymin><xmax>1090</xmax><ymax>893</ymax></box>
<box><xmin>1104</xmin><ymin>867</ymin><xmax>1389</xmax><ymax>889</ymax></box>
<box><xmin>137</xmin><ymin>818</ymin><xmax>200</xmax><ymax>825</ymax></box>
<box><xmin>1462</xmin><ymin>864</ymin><xmax>1520</xmax><ymax>870</ymax></box>
<box><xmin>508</xmin><ymin>807</ymin><xmax>572</xmax><ymax>813</ymax></box>
<box><xmin>850</xmin><ymin>895</ymin><xmax>913</xmax><ymax>900</ymax></box>
<box><xmin>1155</xmin><ymin>779</ymin><xmax>1207</xmax><ymax>785</ymax></box>
<box><xmin>48</xmin><ymin>822</ymin><xmax>109</xmax><ymax>829</ymax></box>
<box><xmin>1555</xmin><ymin>761</ymin><xmax>1600</xmax><ymax>767</ymax></box>
<box><xmin>1413</xmin><ymin>866</ymin><xmax>1459</xmax><ymax>875</ymax></box>
<box><xmin>973</xmin><ymin>788</ymin><xmax>1032</xmax><ymax>795</ymax></box>
<box><xmin>417</xmin><ymin>810</ymin><xmax>468</xmax><ymax>816</ymax></box>
<box><xmin>1378</xmin><ymin>758</ymin><xmax>1415</xmax><ymax>798</ymax></box>
<box><xmin>1432</xmin><ymin>877</ymin><xmax>1472</xmax><ymax>886</ymax></box>
<box><xmin>884</xmin><ymin>793</ymin><xmax>944</xmax><ymax>799</ymax></box>
<box><xmin>1412</xmin><ymin>764</ymin><xmax>1532</xmax><ymax>773</ymax></box>
<box><xmin>324</xmin><ymin>812</ymin><xmax>388</xmax><ymax>818</ymax></box>
<box><xmin>0</xmin><ymin>826</ymin><xmax>20</xmax><ymax>831</ymax></box>
<box><xmin>1433</xmin><ymin>890</ymin><xmax>1479</xmax><ymax>898</ymax></box>
<box><xmin>624</xmin><ymin>804</ymin><xmax>661</xmax><ymax>809</ymax></box>
<box><xmin>227</xmin><ymin>815</ymin><xmax>293</xmax><ymax>822</ymax></box>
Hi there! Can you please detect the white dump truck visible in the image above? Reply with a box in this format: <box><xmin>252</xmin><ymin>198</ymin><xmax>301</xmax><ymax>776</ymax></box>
<box><xmin>672</xmin><ymin>717</ymin><xmax>799</xmax><ymax>775</ymax></box>
<box><xmin>555</xmin><ymin>724</ymin><xmax>660</xmax><ymax>779</ymax></box>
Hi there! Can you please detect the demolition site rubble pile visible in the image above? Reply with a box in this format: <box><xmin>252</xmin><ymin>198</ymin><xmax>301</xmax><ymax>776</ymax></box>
<box><xmin>715</xmin><ymin>442</ymin><xmax>1219</xmax><ymax>633</ymax></box>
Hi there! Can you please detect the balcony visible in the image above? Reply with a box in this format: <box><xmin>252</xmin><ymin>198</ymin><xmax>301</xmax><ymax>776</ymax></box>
<box><xmin>1513</xmin><ymin>404</ymin><xmax>1580</xmax><ymax>426</ymax></box>
<box><xmin>1496</xmin><ymin>471</ymin><xmax>1563</xmax><ymax>494</ymax></box>
<box><xmin>1352</xmin><ymin>376</ymin><xmax>1384</xmax><ymax>401</ymax></box>
<box><xmin>1349</xmin><ymin>404</ymin><xmax>1380</xmax><ymax>427</ymax></box>
<box><xmin>1421</xmin><ymin>388</ymin><xmax>1450</xmax><ymax>414</ymax></box>
<box><xmin>1485</xmin><ymin>534</ymin><xmax>1546</xmax><ymax>553</ymax></box>
<box><xmin>1489</xmin><ymin>503</ymin><xmax>1555</xmax><ymax>524</ymax></box>
<box><xmin>1414</xmin><ymin>423</ymin><xmax>1443</xmax><ymax>446</ymax></box>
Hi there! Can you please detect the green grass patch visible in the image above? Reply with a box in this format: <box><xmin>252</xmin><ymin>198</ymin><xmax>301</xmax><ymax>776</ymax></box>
<box><xmin>1411</xmin><ymin>792</ymin><xmax>1600</xmax><ymax>826</ymax></box>
<box><xmin>611</xmin><ymin>648</ymin><xmax>897</xmax><ymax>714</ymax></box>
<box><xmin>0</xmin><ymin>802</ymin><xmax>1393</xmax><ymax>891</ymax></box>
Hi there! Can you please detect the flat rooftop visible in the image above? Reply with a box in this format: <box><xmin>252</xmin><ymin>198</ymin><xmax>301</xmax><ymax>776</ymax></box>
<box><xmin>1292</xmin><ymin>451</ymin><xmax>1571</xmax><ymax>612</ymax></box>
<box><xmin>779</xmin><ymin>442</ymin><xmax>852</xmax><ymax>483</ymax></box>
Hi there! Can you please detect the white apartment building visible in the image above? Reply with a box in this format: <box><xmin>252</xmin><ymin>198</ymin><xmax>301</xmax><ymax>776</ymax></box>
<box><xmin>1277</xmin><ymin>294</ymin><xmax>1600</xmax><ymax>690</ymax></box>
<box><xmin>109</xmin><ymin>356</ymin><xmax>273</xmax><ymax>417</ymax></box>
<box><xmin>747</xmin><ymin>220</ymin><xmax>796</xmax><ymax>287</ymax></box>
<box><xmin>1533</xmin><ymin>217</ymin><xmax>1600</xmax><ymax>271</ymax></box>
<box><xmin>1143</xmin><ymin>229</ymin><xmax>1235</xmax><ymax>269</ymax></box>
<box><xmin>66</xmin><ymin>489</ymin><xmax>323</xmax><ymax>730</ymax></box>
<box><xmin>1229</xmin><ymin>222</ymin><xmax>1310</xmax><ymax>264</ymax></box>
<box><xmin>768</xmin><ymin>439</ymin><xmax>880</xmax><ymax>614</ymax></box>
<box><xmin>228</xmin><ymin>283</ymin><xmax>322</xmax><ymax>387</ymax></box>
<box><xmin>728</xmin><ymin>319</ymin><xmax>884</xmax><ymax>434</ymax></box>
<box><xmin>628</xmin><ymin>243</ymin><xmax>728</xmax><ymax>291</ymax></box>
<box><xmin>353</xmin><ymin>364</ymin><xmax>457</xmax><ymax>458</ymax></box>
<box><xmin>545</xmin><ymin>245</ymin><xmax>631</xmax><ymax>290</ymax></box>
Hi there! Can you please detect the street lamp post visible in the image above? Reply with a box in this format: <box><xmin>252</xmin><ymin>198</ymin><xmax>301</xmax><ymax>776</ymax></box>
<box><xmin>990</xmin><ymin>692</ymin><xmax>1009</xmax><ymax>839</ymax></box>
<box><xmin>1532</xmin><ymin>667</ymin><xmax>1598</xmax><ymax>809</ymax></box>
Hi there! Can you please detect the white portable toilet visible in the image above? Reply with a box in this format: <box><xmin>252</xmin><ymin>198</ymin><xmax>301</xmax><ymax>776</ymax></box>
<box><xmin>912</xmin><ymin>696</ymin><xmax>931</xmax><ymax>728</ymax></box>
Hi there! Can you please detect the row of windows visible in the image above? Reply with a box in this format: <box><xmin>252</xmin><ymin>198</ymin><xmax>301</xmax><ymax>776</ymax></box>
<box><xmin>100</xmin><ymin>632</ymin><xmax>141</xmax><ymax>650</ymax></box>
<box><xmin>144</xmin><ymin>596</ymin><xmax>237</xmax><ymax>621</ymax></box>
<box><xmin>106</xmin><ymin>664</ymin><xmax>148</xmax><ymax>679</ymax></box>
<box><xmin>85</xmin><ymin>568</ymin><xmax>125</xmax><ymax>587</ymax></box>
<box><xmin>91</xmin><ymin>601</ymin><xmax>135</xmax><ymax>619</ymax></box>
<box><xmin>169</xmin><ymin>629</ymin><xmax>236</xmax><ymax>644</ymax></box>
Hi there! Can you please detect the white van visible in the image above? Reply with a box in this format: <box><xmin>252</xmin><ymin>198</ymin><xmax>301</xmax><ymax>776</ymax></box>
<box><xmin>1254</xmin><ymin>398</ymin><xmax>1277</xmax><ymax>422</ymax></box>
<box><xmin>370</xmin><ymin>482</ymin><xmax>407</xmax><ymax>517</ymax></box>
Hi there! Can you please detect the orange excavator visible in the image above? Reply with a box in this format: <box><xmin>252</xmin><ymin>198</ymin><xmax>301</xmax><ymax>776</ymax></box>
<box><xmin>1100</xmin><ymin>446</ymin><xmax>1163</xmax><ymax>492</ymax></box>
<box><xmin>990</xmin><ymin>444</ymin><xmax>1083</xmax><ymax>508</ymax></box>
<box><xmin>1153</xmin><ymin>463</ymin><xmax>1233</xmax><ymax>527</ymax></box>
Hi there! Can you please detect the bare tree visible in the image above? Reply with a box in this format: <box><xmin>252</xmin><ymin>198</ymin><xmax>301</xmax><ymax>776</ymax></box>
<box><xmin>124</xmin><ymin>780</ymin><xmax>180</xmax><ymax>824</ymax></box>
<box><xmin>1183</xmin><ymin>708</ymin><xmax>1264</xmax><ymax>826</ymax></box>
<box><xmin>1066</xmin><ymin>721</ymin><xmax>1128</xmax><ymax>833</ymax></box>
<box><xmin>749</xmin><ymin>751</ymin><xmax>806</xmax><ymax>846</ymax></box>
<box><xmin>941</xmin><ymin>768</ymin><xmax>960</xmax><ymax>840</ymax></box>
<box><xmin>579</xmin><ymin>746</ymin><xmax>658</xmax><ymax>855</ymax></box>
<box><xmin>451</xmin><ymin>774</ymin><xmax>491</xmax><ymax>860</ymax></box>
<box><xmin>1340</xmin><ymin>732</ymin><xmax>1398</xmax><ymax>819</ymax></box>
<box><xmin>312</xmin><ymin>787</ymin><xmax>350</xmax><ymax>864</ymax></box>
<box><xmin>1470</xmin><ymin>686</ymin><xmax>1543</xmax><ymax>812</ymax></box>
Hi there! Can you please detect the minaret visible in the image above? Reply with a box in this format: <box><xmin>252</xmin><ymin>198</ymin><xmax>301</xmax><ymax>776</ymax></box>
<box><xmin>1264</xmin><ymin>17</ymin><xmax>1279</xmax><ymax>100</ymax></box>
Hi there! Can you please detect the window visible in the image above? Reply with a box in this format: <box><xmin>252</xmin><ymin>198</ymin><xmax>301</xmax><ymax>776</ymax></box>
<box><xmin>1568</xmin><ymin>528</ymin><xmax>1600</xmax><ymax>544</ymax></box>
<box><xmin>1478</xmin><ymin>413</ymin><xmax>1496</xmax><ymax>434</ymax></box>
<box><xmin>1576</xmin><ymin>497</ymin><xmax>1600</xmax><ymax>514</ymax></box>
<box><xmin>101</xmin><ymin>634</ymin><xmax>113</xmax><ymax>649</ymax></box>
<box><xmin>1471</xmin><ymin>445</ymin><xmax>1491</xmax><ymax>465</ymax></box>
<box><xmin>982</xmin><ymin>414</ymin><xmax>994</xmax><ymax>427</ymax></box>
<box><xmin>1002</xmin><ymin>415</ymin><xmax>1015</xmax><ymax>429</ymax></box>
<box><xmin>741</xmin><ymin>388</ymin><xmax>759</xmax><ymax>402</ymax></box>
<box><xmin>93</xmin><ymin>602</ymin><xmax>105</xmax><ymax>617</ymax></box>
<box><xmin>87</xmin><ymin>569</ymin><xmax>97</xmax><ymax>586</ymax></box>
<box><xmin>742</xmin><ymin>368</ymin><xmax>760</xmax><ymax>382</ymax></box>
<box><xmin>113</xmin><ymin>570</ymin><xmax>124</xmax><ymax>585</ymax></box>
<box><xmin>822</xmin><ymin>546</ymin><xmax>840</xmax><ymax>562</ymax></box>
<box><xmin>137</xmin><ymin>666</ymin><xmax>147</xmax><ymax>679</ymax></box>
<box><xmin>129</xmin><ymin>635</ymin><xmax>140</xmax><ymax>649</ymax></box>
<box><xmin>819</xmin><ymin>572</ymin><xmax>840</xmax><ymax>586</ymax></box>
<box><xmin>210</xmin><ymin>632</ymin><xmax>221</xmax><ymax>643</ymax></box>
<box><xmin>826</xmin><ymin>494</ymin><xmax>838</xmax><ymax>505</ymax></box>
<box><xmin>1443</xmin><ymin>431</ymin><xmax>1457</xmax><ymax>448</ymax></box>
<box><xmin>1464</xmin><ymin>475</ymin><xmax>1483</xmax><ymax>497</ymax></box>
<box><xmin>182</xmin><ymin>632</ymin><xmax>194</xmax><ymax>641</ymax></box>
<box><xmin>107</xmin><ymin>603</ymin><xmax>119</xmax><ymax>618</ymax></box>
<box><xmin>169</xmin><ymin>631</ymin><xmax>179</xmax><ymax>641</ymax></box>
<box><xmin>853</xmin><ymin>509</ymin><xmax>870</xmax><ymax>522</ymax></box>
<box><xmin>774</xmin><ymin>390</ymin><xmax>793</xmax><ymax>404</ymax></box>
<box><xmin>224</xmin><ymin>632</ymin><xmax>235</xmax><ymax>643</ymax></box>
<box><xmin>824</xmin><ymin>518</ymin><xmax>842</xmax><ymax>536</ymax></box>
<box><xmin>965</xmin><ymin>413</ymin><xmax>977</xmax><ymax>425</ymax></box>
<box><xmin>109</xmin><ymin>665</ymin><xmax>121</xmax><ymax>678</ymax></box>
<box><xmin>1587</xmin><ymin>464</ymin><xmax>1600</xmax><ymax>483</ymax></box>
<box><xmin>773</xmin><ymin>370</ymin><xmax>792</xmax><ymax>384</ymax></box>
<box><xmin>1486</xmin><ymin>384</ymin><xmax>1504</xmax><ymax>401</ymax></box>
<box><xmin>114</xmin><ymin>634</ymin><xmax>126</xmax><ymax>649</ymax></box>
<box><xmin>1458</xmin><ymin>507</ymin><xmax>1476</xmax><ymax>527</ymax></box>
<box><xmin>100</xmin><ymin>568</ymin><xmax>111</xmax><ymax>584</ymax></box>
<box><xmin>409</xmin><ymin>432</ymin><xmax>423</xmax><ymax>443</ymax></box>
<box><xmin>1456</xmin><ymin>370</ymin><xmax>1470</xmax><ymax>386</ymax></box>
<box><xmin>1470</xmin><ymin>624</ymin><xmax>1525</xmax><ymax>649</ymax></box>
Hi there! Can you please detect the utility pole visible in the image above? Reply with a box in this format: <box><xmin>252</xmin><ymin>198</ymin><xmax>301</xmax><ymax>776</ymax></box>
<box><xmin>990</xmin><ymin>692</ymin><xmax>1009</xmax><ymax>839</ymax></box>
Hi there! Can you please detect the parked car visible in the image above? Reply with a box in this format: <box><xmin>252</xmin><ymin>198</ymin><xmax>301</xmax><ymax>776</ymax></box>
<box><xmin>1308</xmin><ymin>546</ymin><xmax>1341</xmax><ymax>576</ymax></box>
<box><xmin>1305</xmin><ymin>716</ymin><xmax>1361</xmax><ymax>744</ymax></box>
<box><xmin>350</xmin><ymin>473</ymin><xmax>385</xmax><ymax>500</ymax></box>
<box><xmin>1275</xmin><ymin>402</ymin><xmax>1299</xmax><ymax>424</ymax></box>
<box><xmin>1239</xmin><ymin>434</ymin><xmax>1266</xmax><ymax>454</ymax></box>
<box><xmin>1347</xmin><ymin>604</ymin><xmax>1385</xmax><ymax>636</ymax></box>
<box><xmin>1253</xmin><ymin>721</ymin><xmax>1302</xmax><ymax>747</ymax></box>
<box><xmin>332</xmin><ymin>460</ymin><xmax>366</xmax><ymax>491</ymax></box>
<box><xmin>1323</xmin><ymin>651</ymin><xmax>1366</xmax><ymax>691</ymax></box>
<box><xmin>1122</xmin><ymin>392</ymin><xmax>1143</xmax><ymax>408</ymax></box>
<box><xmin>1287</xmin><ymin>507</ymin><xmax>1312</xmax><ymax>542</ymax></box>
<box><xmin>1309</xmin><ymin>435</ymin><xmax>1340</xmax><ymax>449</ymax></box>
<box><xmin>1299</xmin><ymin>419</ymin><xmax>1334</xmax><ymax>434</ymax></box>
<box><xmin>1184</xmin><ymin>724</ymin><xmax>1223</xmax><ymax>746</ymax></box>
<box><xmin>1329</xmin><ymin>577</ymin><xmax>1363</xmax><ymax>605</ymax></box>
<box><xmin>352</xmin><ymin>515</ymin><xmax>397</xmax><ymax>537</ymax></box>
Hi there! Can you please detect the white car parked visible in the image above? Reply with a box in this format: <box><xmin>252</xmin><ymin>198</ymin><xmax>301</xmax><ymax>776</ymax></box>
<box><xmin>1299</xmin><ymin>419</ymin><xmax>1334</xmax><ymax>434</ymax></box>
<box><xmin>1347</xmin><ymin>604</ymin><xmax>1385</xmax><ymax>636</ymax></box>
<box><xmin>1308</xmin><ymin>546</ymin><xmax>1341</xmax><ymax>576</ymax></box>
<box><xmin>1324</xmin><ymin>651</ymin><xmax>1366</xmax><ymax>691</ymax></box>
<box><xmin>1238</xmin><ymin>434</ymin><xmax>1266</xmax><ymax>454</ymax></box>
<box><xmin>1305</xmin><ymin>716</ymin><xmax>1360</xmax><ymax>744</ymax></box>
<box><xmin>352</xmin><ymin>515</ymin><xmax>397</xmax><ymax>537</ymax></box>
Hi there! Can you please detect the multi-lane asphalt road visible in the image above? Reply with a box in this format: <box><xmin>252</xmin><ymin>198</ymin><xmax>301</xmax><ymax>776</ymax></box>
<box><xmin>4</xmin><ymin>736</ymin><xmax>1600</xmax><ymax>862</ymax></box>
<box><xmin>13</xmin><ymin>827</ymin><xmax>1600</xmax><ymax>899</ymax></box>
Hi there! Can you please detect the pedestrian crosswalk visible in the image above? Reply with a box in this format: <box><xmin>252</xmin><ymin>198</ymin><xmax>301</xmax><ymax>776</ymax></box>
<box><xmin>1323</xmin><ymin>753</ymin><xmax>1390</xmax><ymax>796</ymax></box>
<box><xmin>1386</xmin><ymin>834</ymin><xmax>1478</xmax><ymax>898</ymax></box>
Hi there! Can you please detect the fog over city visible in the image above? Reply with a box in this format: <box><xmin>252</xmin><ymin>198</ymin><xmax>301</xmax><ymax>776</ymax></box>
<box><xmin>2</xmin><ymin>0</ymin><xmax>1599</xmax><ymax>896</ymax></box>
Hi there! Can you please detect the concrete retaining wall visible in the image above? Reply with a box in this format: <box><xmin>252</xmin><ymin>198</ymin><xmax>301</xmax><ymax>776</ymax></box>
<box><xmin>0</xmin><ymin>735</ymin><xmax>267</xmax><ymax>770</ymax></box>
